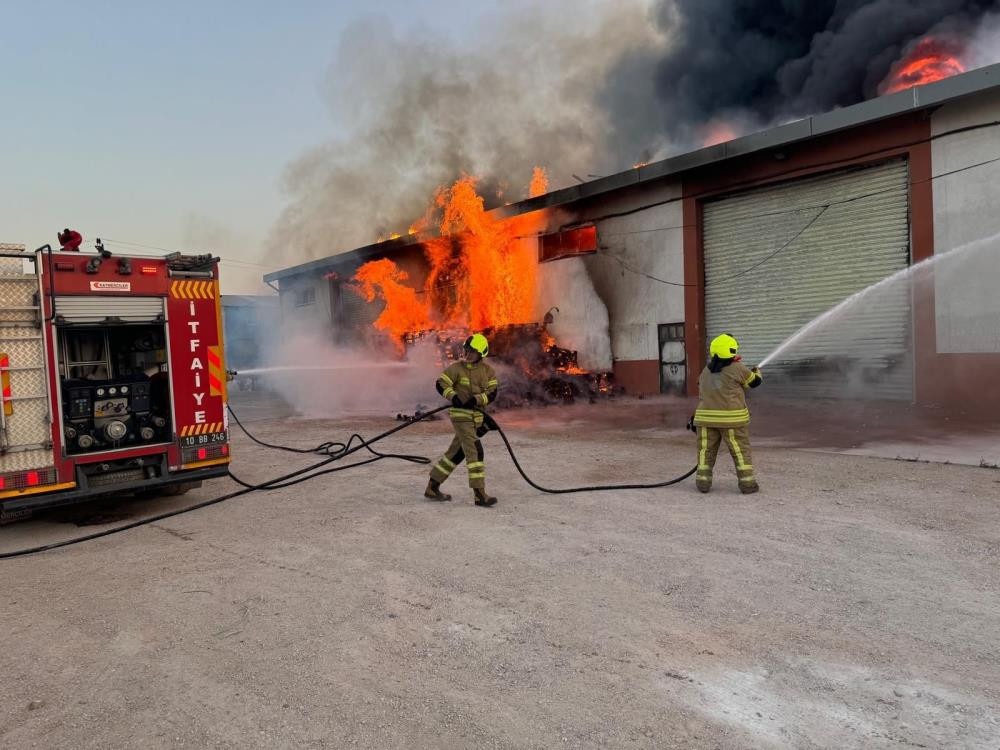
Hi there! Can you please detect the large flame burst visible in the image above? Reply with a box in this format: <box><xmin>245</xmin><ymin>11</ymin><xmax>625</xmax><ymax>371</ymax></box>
<box><xmin>880</xmin><ymin>37</ymin><xmax>967</xmax><ymax>95</ymax></box>
<box><xmin>352</xmin><ymin>169</ymin><xmax>550</xmax><ymax>340</ymax></box>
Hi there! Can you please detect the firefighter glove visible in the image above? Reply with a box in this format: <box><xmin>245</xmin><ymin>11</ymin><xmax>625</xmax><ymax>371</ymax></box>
<box><xmin>451</xmin><ymin>395</ymin><xmax>464</xmax><ymax>407</ymax></box>
<box><xmin>686</xmin><ymin>415</ymin><xmax>697</xmax><ymax>433</ymax></box>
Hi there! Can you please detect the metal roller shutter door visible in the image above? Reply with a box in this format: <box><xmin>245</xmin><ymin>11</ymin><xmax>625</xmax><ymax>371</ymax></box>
<box><xmin>703</xmin><ymin>159</ymin><xmax>913</xmax><ymax>401</ymax></box>
<box><xmin>54</xmin><ymin>296</ymin><xmax>165</xmax><ymax>324</ymax></box>
<box><xmin>337</xmin><ymin>284</ymin><xmax>380</xmax><ymax>330</ymax></box>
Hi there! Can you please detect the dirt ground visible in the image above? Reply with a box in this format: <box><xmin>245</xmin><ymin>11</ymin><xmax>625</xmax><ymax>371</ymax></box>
<box><xmin>1</xmin><ymin>394</ymin><xmax>999</xmax><ymax>749</ymax></box>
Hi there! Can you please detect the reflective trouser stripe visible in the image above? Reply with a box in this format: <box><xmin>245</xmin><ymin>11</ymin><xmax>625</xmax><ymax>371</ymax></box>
<box><xmin>433</xmin><ymin>420</ymin><xmax>487</xmax><ymax>489</ymax></box>
<box><xmin>467</xmin><ymin>460</ymin><xmax>485</xmax><ymax>480</ymax></box>
<box><xmin>696</xmin><ymin>426</ymin><xmax>756</xmax><ymax>484</ymax></box>
<box><xmin>432</xmin><ymin>455</ymin><xmax>457</xmax><ymax>480</ymax></box>
<box><xmin>726</xmin><ymin>429</ymin><xmax>751</xmax><ymax>471</ymax></box>
<box><xmin>695</xmin><ymin>408</ymin><xmax>749</xmax><ymax>423</ymax></box>
<box><xmin>696</xmin><ymin>427</ymin><xmax>717</xmax><ymax>487</ymax></box>
<box><xmin>698</xmin><ymin>428</ymin><xmax>710</xmax><ymax>471</ymax></box>
<box><xmin>725</xmin><ymin>429</ymin><xmax>757</xmax><ymax>485</ymax></box>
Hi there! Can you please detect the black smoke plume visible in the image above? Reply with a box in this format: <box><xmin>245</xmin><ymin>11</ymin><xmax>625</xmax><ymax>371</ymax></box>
<box><xmin>607</xmin><ymin>0</ymin><xmax>1000</xmax><ymax>154</ymax></box>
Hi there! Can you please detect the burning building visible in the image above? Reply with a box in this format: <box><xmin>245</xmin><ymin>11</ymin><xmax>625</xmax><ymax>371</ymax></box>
<box><xmin>266</xmin><ymin>63</ymin><xmax>1000</xmax><ymax>414</ymax></box>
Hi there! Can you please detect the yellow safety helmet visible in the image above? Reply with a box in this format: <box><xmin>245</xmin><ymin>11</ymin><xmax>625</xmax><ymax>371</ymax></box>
<box><xmin>709</xmin><ymin>333</ymin><xmax>739</xmax><ymax>360</ymax></box>
<box><xmin>464</xmin><ymin>333</ymin><xmax>489</xmax><ymax>357</ymax></box>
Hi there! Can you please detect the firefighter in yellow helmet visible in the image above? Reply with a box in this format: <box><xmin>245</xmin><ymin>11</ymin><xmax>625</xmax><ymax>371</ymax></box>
<box><xmin>425</xmin><ymin>333</ymin><xmax>500</xmax><ymax>507</ymax></box>
<box><xmin>691</xmin><ymin>333</ymin><xmax>763</xmax><ymax>494</ymax></box>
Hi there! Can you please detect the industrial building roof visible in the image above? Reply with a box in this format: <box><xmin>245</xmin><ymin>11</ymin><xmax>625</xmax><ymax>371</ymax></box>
<box><xmin>264</xmin><ymin>62</ymin><xmax>1000</xmax><ymax>284</ymax></box>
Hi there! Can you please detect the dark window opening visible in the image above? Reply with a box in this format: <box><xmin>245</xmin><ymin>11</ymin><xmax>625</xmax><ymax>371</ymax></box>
<box><xmin>539</xmin><ymin>224</ymin><xmax>598</xmax><ymax>263</ymax></box>
<box><xmin>294</xmin><ymin>287</ymin><xmax>316</xmax><ymax>307</ymax></box>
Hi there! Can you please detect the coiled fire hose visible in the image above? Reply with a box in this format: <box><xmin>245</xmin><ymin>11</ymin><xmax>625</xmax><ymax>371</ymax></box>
<box><xmin>1</xmin><ymin>404</ymin><xmax>696</xmax><ymax>559</ymax></box>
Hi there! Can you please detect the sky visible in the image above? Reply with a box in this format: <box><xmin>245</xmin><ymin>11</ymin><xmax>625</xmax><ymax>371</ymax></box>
<box><xmin>0</xmin><ymin>1</ymin><xmax>496</xmax><ymax>294</ymax></box>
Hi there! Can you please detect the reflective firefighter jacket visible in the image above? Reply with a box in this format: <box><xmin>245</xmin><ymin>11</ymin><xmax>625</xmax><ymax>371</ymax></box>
<box><xmin>436</xmin><ymin>361</ymin><xmax>499</xmax><ymax>422</ymax></box>
<box><xmin>693</xmin><ymin>360</ymin><xmax>762</xmax><ymax>428</ymax></box>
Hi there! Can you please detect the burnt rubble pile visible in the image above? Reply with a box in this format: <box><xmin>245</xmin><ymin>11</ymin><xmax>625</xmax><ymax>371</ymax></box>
<box><xmin>404</xmin><ymin>324</ymin><xmax>618</xmax><ymax>407</ymax></box>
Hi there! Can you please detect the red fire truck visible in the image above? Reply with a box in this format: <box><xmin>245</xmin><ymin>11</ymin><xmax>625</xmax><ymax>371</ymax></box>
<box><xmin>0</xmin><ymin>242</ymin><xmax>231</xmax><ymax>522</ymax></box>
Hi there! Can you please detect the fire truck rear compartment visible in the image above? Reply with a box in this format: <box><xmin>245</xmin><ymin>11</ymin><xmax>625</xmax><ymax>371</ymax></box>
<box><xmin>58</xmin><ymin>324</ymin><xmax>173</xmax><ymax>456</ymax></box>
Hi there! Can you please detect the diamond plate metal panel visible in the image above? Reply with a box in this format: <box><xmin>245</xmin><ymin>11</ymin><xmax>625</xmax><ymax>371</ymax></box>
<box><xmin>1</xmin><ymin>261</ymin><xmax>53</xmax><ymax>470</ymax></box>
<box><xmin>0</xmin><ymin>267</ymin><xmax>39</xmax><ymax>324</ymax></box>
<box><xmin>3</xmin><ymin>396</ymin><xmax>50</xmax><ymax>444</ymax></box>
<box><xmin>0</xmin><ymin>255</ymin><xmax>32</xmax><ymax>274</ymax></box>
<box><xmin>0</xmin><ymin>333</ymin><xmax>45</xmax><ymax>365</ymax></box>
<box><xmin>1</xmin><ymin>448</ymin><xmax>55</xmax><ymax>473</ymax></box>
<box><xmin>8</xmin><ymin>368</ymin><xmax>46</xmax><ymax>397</ymax></box>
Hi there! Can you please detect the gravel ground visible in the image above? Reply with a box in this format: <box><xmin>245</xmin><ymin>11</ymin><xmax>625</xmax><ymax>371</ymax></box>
<box><xmin>1</xmin><ymin>395</ymin><xmax>998</xmax><ymax>749</ymax></box>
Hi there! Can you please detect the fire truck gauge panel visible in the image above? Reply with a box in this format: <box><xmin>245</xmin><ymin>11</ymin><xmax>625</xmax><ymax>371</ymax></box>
<box><xmin>62</xmin><ymin>377</ymin><xmax>169</xmax><ymax>455</ymax></box>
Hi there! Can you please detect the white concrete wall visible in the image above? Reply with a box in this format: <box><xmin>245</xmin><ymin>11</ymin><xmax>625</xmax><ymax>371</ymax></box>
<box><xmin>278</xmin><ymin>274</ymin><xmax>333</xmax><ymax>338</ymax></box>
<box><xmin>578</xmin><ymin>180</ymin><xmax>686</xmax><ymax>362</ymax></box>
<box><xmin>931</xmin><ymin>89</ymin><xmax>1000</xmax><ymax>354</ymax></box>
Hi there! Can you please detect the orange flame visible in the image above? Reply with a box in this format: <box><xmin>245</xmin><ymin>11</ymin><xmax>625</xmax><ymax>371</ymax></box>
<box><xmin>350</xmin><ymin>259</ymin><xmax>433</xmax><ymax>339</ymax></box>
<box><xmin>352</xmin><ymin>170</ymin><xmax>548</xmax><ymax>340</ymax></box>
<box><xmin>529</xmin><ymin>167</ymin><xmax>549</xmax><ymax>198</ymax></box>
<box><xmin>880</xmin><ymin>37</ymin><xmax>966</xmax><ymax>95</ymax></box>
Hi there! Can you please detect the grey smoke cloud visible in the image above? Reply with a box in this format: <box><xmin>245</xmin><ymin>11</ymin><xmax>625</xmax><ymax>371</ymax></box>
<box><xmin>270</xmin><ymin>1</ymin><xmax>657</xmax><ymax>263</ymax></box>
<box><xmin>272</xmin><ymin>0</ymin><xmax>1000</xmax><ymax>264</ymax></box>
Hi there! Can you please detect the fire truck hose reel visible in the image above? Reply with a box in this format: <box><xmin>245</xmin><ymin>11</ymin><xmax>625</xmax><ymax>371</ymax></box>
<box><xmin>104</xmin><ymin>421</ymin><xmax>128</xmax><ymax>442</ymax></box>
<box><xmin>1</xmin><ymin>405</ymin><xmax>696</xmax><ymax>559</ymax></box>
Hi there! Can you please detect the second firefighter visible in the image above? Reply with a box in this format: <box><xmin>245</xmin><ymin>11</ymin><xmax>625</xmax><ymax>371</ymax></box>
<box><xmin>692</xmin><ymin>333</ymin><xmax>763</xmax><ymax>494</ymax></box>
<box><xmin>425</xmin><ymin>334</ymin><xmax>500</xmax><ymax>507</ymax></box>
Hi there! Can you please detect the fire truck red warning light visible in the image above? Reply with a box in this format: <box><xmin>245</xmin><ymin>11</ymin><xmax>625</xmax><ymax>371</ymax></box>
<box><xmin>880</xmin><ymin>37</ymin><xmax>967</xmax><ymax>95</ymax></box>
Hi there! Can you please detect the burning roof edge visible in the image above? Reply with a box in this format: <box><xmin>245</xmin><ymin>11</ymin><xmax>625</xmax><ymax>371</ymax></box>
<box><xmin>265</xmin><ymin>62</ymin><xmax>1000</xmax><ymax>285</ymax></box>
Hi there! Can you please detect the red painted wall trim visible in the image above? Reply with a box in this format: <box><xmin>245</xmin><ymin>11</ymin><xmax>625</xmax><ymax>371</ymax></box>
<box><xmin>909</xmin><ymin>139</ymin><xmax>937</xmax><ymax>406</ymax></box>
<box><xmin>683</xmin><ymin>198</ymin><xmax>705</xmax><ymax>391</ymax></box>
<box><xmin>613</xmin><ymin>360</ymin><xmax>660</xmax><ymax>396</ymax></box>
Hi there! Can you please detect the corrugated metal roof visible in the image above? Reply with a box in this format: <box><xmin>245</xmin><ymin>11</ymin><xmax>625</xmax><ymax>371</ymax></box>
<box><xmin>265</xmin><ymin>62</ymin><xmax>1000</xmax><ymax>284</ymax></box>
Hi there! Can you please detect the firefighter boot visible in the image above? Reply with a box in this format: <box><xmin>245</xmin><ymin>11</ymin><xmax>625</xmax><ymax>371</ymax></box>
<box><xmin>696</xmin><ymin>475</ymin><xmax>712</xmax><ymax>494</ymax></box>
<box><xmin>424</xmin><ymin>478</ymin><xmax>452</xmax><ymax>502</ymax></box>
<box><xmin>473</xmin><ymin>487</ymin><xmax>497</xmax><ymax>507</ymax></box>
<box><xmin>739</xmin><ymin>479</ymin><xmax>760</xmax><ymax>495</ymax></box>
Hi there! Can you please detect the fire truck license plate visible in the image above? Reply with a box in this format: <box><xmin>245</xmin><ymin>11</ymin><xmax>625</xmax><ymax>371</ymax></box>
<box><xmin>180</xmin><ymin>431</ymin><xmax>227</xmax><ymax>447</ymax></box>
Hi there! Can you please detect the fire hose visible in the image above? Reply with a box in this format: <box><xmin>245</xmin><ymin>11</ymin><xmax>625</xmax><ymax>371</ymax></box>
<box><xmin>0</xmin><ymin>405</ymin><xmax>696</xmax><ymax>559</ymax></box>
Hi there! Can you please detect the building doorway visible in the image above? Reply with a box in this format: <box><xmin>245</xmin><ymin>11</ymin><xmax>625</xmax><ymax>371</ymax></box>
<box><xmin>659</xmin><ymin>323</ymin><xmax>686</xmax><ymax>394</ymax></box>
